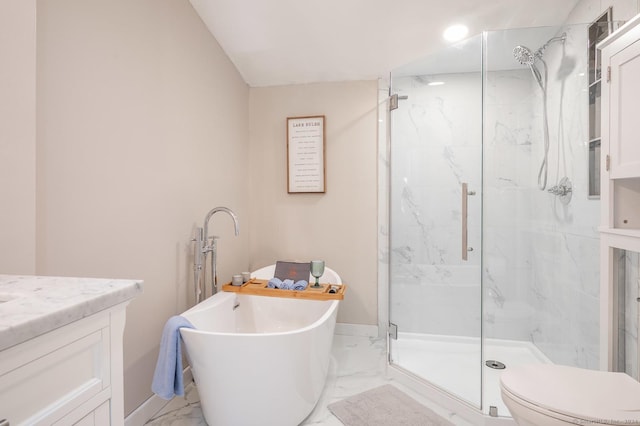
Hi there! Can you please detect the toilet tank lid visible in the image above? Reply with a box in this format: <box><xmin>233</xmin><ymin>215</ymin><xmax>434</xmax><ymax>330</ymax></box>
<box><xmin>500</xmin><ymin>364</ymin><xmax>640</xmax><ymax>424</ymax></box>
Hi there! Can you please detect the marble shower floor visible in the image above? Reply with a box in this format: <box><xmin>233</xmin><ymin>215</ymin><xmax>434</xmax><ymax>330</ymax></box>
<box><xmin>144</xmin><ymin>334</ymin><xmax>473</xmax><ymax>426</ymax></box>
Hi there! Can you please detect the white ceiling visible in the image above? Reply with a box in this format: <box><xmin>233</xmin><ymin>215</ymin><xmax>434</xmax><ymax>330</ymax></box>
<box><xmin>189</xmin><ymin>0</ymin><xmax>581</xmax><ymax>87</ymax></box>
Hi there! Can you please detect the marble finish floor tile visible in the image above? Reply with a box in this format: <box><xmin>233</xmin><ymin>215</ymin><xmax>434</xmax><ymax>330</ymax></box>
<box><xmin>145</xmin><ymin>334</ymin><xmax>472</xmax><ymax>426</ymax></box>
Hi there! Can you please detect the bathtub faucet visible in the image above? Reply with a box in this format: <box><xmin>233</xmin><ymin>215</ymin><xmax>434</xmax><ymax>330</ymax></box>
<box><xmin>194</xmin><ymin>207</ymin><xmax>239</xmax><ymax>303</ymax></box>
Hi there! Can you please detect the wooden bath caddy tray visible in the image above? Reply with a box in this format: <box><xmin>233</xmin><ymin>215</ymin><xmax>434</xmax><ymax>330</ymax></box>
<box><xmin>222</xmin><ymin>279</ymin><xmax>346</xmax><ymax>300</ymax></box>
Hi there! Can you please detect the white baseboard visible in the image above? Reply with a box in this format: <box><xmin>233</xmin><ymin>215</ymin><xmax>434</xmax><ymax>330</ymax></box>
<box><xmin>335</xmin><ymin>322</ymin><xmax>378</xmax><ymax>337</ymax></box>
<box><xmin>125</xmin><ymin>367</ymin><xmax>193</xmax><ymax>426</ymax></box>
<box><xmin>125</xmin><ymin>393</ymin><xmax>167</xmax><ymax>426</ymax></box>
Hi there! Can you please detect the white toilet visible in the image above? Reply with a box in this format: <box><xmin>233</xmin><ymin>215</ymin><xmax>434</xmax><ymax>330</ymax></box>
<box><xmin>500</xmin><ymin>364</ymin><xmax>640</xmax><ymax>425</ymax></box>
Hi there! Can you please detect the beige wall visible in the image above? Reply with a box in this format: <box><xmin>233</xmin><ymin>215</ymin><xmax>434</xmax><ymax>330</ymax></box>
<box><xmin>36</xmin><ymin>0</ymin><xmax>250</xmax><ymax>414</ymax></box>
<box><xmin>3</xmin><ymin>1</ymin><xmax>379</xmax><ymax>416</ymax></box>
<box><xmin>249</xmin><ymin>81</ymin><xmax>379</xmax><ymax>326</ymax></box>
<box><xmin>0</xmin><ymin>0</ymin><xmax>37</xmax><ymax>274</ymax></box>
<box><xmin>3</xmin><ymin>0</ymin><xmax>379</xmax><ymax>417</ymax></box>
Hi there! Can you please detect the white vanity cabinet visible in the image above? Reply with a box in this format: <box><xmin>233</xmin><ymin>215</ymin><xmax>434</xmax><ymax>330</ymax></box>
<box><xmin>599</xmin><ymin>14</ymin><xmax>640</xmax><ymax>373</ymax></box>
<box><xmin>0</xmin><ymin>305</ymin><xmax>126</xmax><ymax>425</ymax></box>
<box><xmin>0</xmin><ymin>276</ymin><xmax>141</xmax><ymax>426</ymax></box>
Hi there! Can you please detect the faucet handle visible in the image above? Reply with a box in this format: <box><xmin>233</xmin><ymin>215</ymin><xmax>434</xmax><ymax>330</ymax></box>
<box><xmin>547</xmin><ymin>177</ymin><xmax>573</xmax><ymax>204</ymax></box>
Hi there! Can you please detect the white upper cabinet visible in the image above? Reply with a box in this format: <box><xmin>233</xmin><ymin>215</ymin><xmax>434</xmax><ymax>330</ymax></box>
<box><xmin>600</xmin><ymin>15</ymin><xmax>640</xmax><ymax>230</ymax></box>
<box><xmin>608</xmin><ymin>37</ymin><xmax>640</xmax><ymax>179</ymax></box>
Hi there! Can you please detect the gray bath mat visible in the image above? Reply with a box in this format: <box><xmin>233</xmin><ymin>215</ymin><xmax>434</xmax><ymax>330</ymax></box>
<box><xmin>328</xmin><ymin>384</ymin><xmax>454</xmax><ymax>426</ymax></box>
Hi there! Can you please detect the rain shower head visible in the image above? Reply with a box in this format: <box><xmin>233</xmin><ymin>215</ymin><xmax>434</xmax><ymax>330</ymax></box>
<box><xmin>513</xmin><ymin>45</ymin><xmax>536</xmax><ymax>65</ymax></box>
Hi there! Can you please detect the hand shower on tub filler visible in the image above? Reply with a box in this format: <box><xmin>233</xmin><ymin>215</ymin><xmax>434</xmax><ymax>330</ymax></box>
<box><xmin>192</xmin><ymin>207</ymin><xmax>239</xmax><ymax>302</ymax></box>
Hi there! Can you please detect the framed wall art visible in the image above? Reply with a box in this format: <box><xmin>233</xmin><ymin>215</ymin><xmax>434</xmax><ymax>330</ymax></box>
<box><xmin>286</xmin><ymin>115</ymin><xmax>326</xmax><ymax>193</ymax></box>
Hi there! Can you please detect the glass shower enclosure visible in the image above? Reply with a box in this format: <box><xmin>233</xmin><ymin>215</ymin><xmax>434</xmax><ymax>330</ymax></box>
<box><xmin>388</xmin><ymin>23</ymin><xmax>600</xmax><ymax>418</ymax></box>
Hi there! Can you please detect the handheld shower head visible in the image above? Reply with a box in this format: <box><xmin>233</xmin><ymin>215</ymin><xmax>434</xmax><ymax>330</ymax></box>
<box><xmin>511</xmin><ymin>32</ymin><xmax>567</xmax><ymax>193</ymax></box>
<box><xmin>513</xmin><ymin>32</ymin><xmax>567</xmax><ymax>66</ymax></box>
<box><xmin>513</xmin><ymin>45</ymin><xmax>543</xmax><ymax>88</ymax></box>
<box><xmin>513</xmin><ymin>45</ymin><xmax>536</xmax><ymax>65</ymax></box>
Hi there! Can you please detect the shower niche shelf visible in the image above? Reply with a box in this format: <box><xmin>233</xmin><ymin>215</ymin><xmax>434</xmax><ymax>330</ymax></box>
<box><xmin>588</xmin><ymin>8</ymin><xmax>612</xmax><ymax>198</ymax></box>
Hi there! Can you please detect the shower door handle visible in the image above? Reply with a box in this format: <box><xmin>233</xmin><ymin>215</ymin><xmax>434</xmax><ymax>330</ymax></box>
<box><xmin>462</xmin><ymin>183</ymin><xmax>468</xmax><ymax>261</ymax></box>
<box><xmin>462</xmin><ymin>183</ymin><xmax>475</xmax><ymax>261</ymax></box>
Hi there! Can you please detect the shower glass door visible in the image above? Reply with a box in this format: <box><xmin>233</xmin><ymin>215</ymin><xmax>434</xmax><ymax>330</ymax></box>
<box><xmin>388</xmin><ymin>34</ymin><xmax>483</xmax><ymax>408</ymax></box>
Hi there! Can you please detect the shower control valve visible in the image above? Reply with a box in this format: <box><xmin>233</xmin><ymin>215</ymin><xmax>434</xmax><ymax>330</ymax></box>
<box><xmin>548</xmin><ymin>185</ymin><xmax>570</xmax><ymax>196</ymax></box>
<box><xmin>547</xmin><ymin>177</ymin><xmax>573</xmax><ymax>205</ymax></box>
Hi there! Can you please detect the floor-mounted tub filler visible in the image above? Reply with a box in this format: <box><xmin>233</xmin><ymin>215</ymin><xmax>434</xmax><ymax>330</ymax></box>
<box><xmin>180</xmin><ymin>265</ymin><xmax>342</xmax><ymax>426</ymax></box>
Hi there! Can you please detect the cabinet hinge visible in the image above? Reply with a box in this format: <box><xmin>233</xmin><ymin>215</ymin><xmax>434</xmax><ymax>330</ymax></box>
<box><xmin>606</xmin><ymin>154</ymin><xmax>610</xmax><ymax>171</ymax></box>
<box><xmin>607</xmin><ymin>66</ymin><xmax>611</xmax><ymax>82</ymax></box>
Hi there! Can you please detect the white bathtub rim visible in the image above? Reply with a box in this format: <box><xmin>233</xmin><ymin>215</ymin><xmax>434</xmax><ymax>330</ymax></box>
<box><xmin>181</xmin><ymin>290</ymin><xmax>234</xmax><ymax>315</ymax></box>
<box><xmin>181</xmin><ymin>292</ymin><xmax>340</xmax><ymax>338</ymax></box>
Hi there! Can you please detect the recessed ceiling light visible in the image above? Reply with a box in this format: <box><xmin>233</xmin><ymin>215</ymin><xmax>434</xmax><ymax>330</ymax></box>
<box><xmin>428</xmin><ymin>81</ymin><xmax>445</xmax><ymax>86</ymax></box>
<box><xmin>443</xmin><ymin>24</ymin><xmax>469</xmax><ymax>42</ymax></box>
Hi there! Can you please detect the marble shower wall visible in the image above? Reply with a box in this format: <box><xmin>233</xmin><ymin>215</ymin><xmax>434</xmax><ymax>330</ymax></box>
<box><xmin>518</xmin><ymin>24</ymin><xmax>600</xmax><ymax>369</ymax></box>
<box><xmin>389</xmin><ymin>24</ymin><xmax>601</xmax><ymax>369</ymax></box>
<box><xmin>483</xmin><ymin>66</ymin><xmax>539</xmax><ymax>343</ymax></box>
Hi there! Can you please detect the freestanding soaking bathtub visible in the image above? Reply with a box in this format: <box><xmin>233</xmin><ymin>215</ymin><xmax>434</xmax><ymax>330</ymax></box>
<box><xmin>180</xmin><ymin>265</ymin><xmax>341</xmax><ymax>426</ymax></box>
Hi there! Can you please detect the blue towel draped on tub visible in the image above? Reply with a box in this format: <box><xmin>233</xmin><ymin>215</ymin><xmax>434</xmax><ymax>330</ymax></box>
<box><xmin>151</xmin><ymin>315</ymin><xmax>195</xmax><ymax>400</ymax></box>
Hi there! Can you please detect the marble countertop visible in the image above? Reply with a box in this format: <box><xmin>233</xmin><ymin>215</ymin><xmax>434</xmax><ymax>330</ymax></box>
<box><xmin>0</xmin><ymin>275</ymin><xmax>143</xmax><ymax>352</ymax></box>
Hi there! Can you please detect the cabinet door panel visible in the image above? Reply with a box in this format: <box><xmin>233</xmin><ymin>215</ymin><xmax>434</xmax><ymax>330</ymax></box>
<box><xmin>610</xmin><ymin>39</ymin><xmax>640</xmax><ymax>178</ymax></box>
<box><xmin>0</xmin><ymin>329</ymin><xmax>107</xmax><ymax>425</ymax></box>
